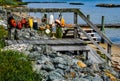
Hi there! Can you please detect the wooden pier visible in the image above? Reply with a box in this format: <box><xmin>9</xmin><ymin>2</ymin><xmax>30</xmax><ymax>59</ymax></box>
<box><xmin>80</xmin><ymin>24</ymin><xmax>120</xmax><ymax>28</ymax></box>
<box><xmin>5</xmin><ymin>39</ymin><xmax>90</xmax><ymax>60</ymax></box>
<box><xmin>5</xmin><ymin>8</ymin><xmax>113</xmax><ymax>62</ymax></box>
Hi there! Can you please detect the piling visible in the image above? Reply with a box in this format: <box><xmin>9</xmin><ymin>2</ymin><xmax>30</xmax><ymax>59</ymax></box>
<box><xmin>101</xmin><ymin>16</ymin><xmax>105</xmax><ymax>43</ymax></box>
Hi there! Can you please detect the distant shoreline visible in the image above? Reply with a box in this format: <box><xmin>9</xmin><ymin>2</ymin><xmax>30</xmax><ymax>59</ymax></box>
<box><xmin>25</xmin><ymin>2</ymin><xmax>67</xmax><ymax>4</ymax></box>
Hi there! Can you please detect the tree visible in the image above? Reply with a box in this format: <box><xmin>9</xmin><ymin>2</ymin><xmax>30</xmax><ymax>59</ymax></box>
<box><xmin>0</xmin><ymin>0</ymin><xmax>18</xmax><ymax>6</ymax></box>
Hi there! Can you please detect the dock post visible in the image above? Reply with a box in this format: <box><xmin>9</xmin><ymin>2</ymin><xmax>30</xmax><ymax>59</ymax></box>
<box><xmin>101</xmin><ymin>16</ymin><xmax>105</xmax><ymax>43</ymax></box>
<box><xmin>74</xmin><ymin>26</ymin><xmax>78</xmax><ymax>38</ymax></box>
<box><xmin>87</xmin><ymin>15</ymin><xmax>90</xmax><ymax>25</ymax></box>
<box><xmin>74</xmin><ymin>12</ymin><xmax>78</xmax><ymax>38</ymax></box>
<box><xmin>107</xmin><ymin>44</ymin><xmax>111</xmax><ymax>66</ymax></box>
<box><xmin>74</xmin><ymin>12</ymin><xmax>78</xmax><ymax>24</ymax></box>
<box><xmin>107</xmin><ymin>44</ymin><xmax>111</xmax><ymax>56</ymax></box>
<box><xmin>74</xmin><ymin>12</ymin><xmax>78</xmax><ymax>54</ymax></box>
<box><xmin>87</xmin><ymin>15</ymin><xmax>90</xmax><ymax>20</ymax></box>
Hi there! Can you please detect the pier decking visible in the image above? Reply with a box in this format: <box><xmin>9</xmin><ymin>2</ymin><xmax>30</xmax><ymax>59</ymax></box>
<box><xmin>5</xmin><ymin>39</ymin><xmax>88</xmax><ymax>52</ymax></box>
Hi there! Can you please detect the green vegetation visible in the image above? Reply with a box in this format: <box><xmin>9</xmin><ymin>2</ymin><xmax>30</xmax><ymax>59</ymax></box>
<box><xmin>0</xmin><ymin>26</ymin><xmax>8</xmax><ymax>48</ymax></box>
<box><xmin>0</xmin><ymin>0</ymin><xmax>18</xmax><ymax>6</ymax></box>
<box><xmin>0</xmin><ymin>50</ymin><xmax>42</xmax><ymax>81</ymax></box>
<box><xmin>0</xmin><ymin>0</ymin><xmax>27</xmax><ymax>6</ymax></box>
<box><xmin>97</xmin><ymin>50</ymin><xmax>107</xmax><ymax>60</ymax></box>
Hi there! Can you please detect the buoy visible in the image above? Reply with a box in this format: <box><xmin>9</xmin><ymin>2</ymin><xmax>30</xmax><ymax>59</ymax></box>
<box><xmin>49</xmin><ymin>14</ymin><xmax>54</xmax><ymax>25</ymax></box>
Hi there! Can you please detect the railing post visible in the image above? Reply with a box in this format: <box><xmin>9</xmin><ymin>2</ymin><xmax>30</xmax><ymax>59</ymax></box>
<box><xmin>101</xmin><ymin>16</ymin><xmax>105</xmax><ymax>43</ymax></box>
<box><xmin>74</xmin><ymin>12</ymin><xmax>78</xmax><ymax>38</ymax></box>
<box><xmin>74</xmin><ymin>12</ymin><xmax>78</xmax><ymax>24</ymax></box>
<box><xmin>74</xmin><ymin>26</ymin><xmax>78</xmax><ymax>38</ymax></box>
<box><xmin>107</xmin><ymin>44</ymin><xmax>111</xmax><ymax>56</ymax></box>
<box><xmin>107</xmin><ymin>44</ymin><xmax>111</xmax><ymax>66</ymax></box>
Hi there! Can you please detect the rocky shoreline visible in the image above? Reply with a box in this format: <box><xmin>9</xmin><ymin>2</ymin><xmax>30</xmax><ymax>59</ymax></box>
<box><xmin>3</xmin><ymin>28</ymin><xmax>119</xmax><ymax>81</ymax></box>
<box><xmin>3</xmin><ymin>43</ymin><xmax>119</xmax><ymax>81</ymax></box>
<box><xmin>96</xmin><ymin>3</ymin><xmax>120</xmax><ymax>8</ymax></box>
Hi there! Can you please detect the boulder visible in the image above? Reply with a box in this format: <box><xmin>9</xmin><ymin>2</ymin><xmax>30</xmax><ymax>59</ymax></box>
<box><xmin>72</xmin><ymin>77</ymin><xmax>89</xmax><ymax>81</ymax></box>
<box><xmin>47</xmin><ymin>71</ymin><xmax>64</xmax><ymax>81</ymax></box>
<box><xmin>53</xmin><ymin>57</ymin><xmax>67</xmax><ymax>65</ymax></box>
<box><xmin>41</xmin><ymin>61</ymin><xmax>55</xmax><ymax>71</ymax></box>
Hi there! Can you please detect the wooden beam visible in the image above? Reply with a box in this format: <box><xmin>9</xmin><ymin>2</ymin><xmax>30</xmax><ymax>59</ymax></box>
<box><xmin>6</xmin><ymin>8</ymin><xmax>79</xmax><ymax>13</ymax></box>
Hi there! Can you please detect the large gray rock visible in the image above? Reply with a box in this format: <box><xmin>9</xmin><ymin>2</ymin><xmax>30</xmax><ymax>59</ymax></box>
<box><xmin>37</xmin><ymin>55</ymin><xmax>51</xmax><ymax>63</ymax></box>
<box><xmin>41</xmin><ymin>61</ymin><xmax>55</xmax><ymax>71</ymax></box>
<box><xmin>57</xmin><ymin>64</ymin><xmax>68</xmax><ymax>70</ymax></box>
<box><xmin>47</xmin><ymin>71</ymin><xmax>64</xmax><ymax>81</ymax></box>
<box><xmin>53</xmin><ymin>57</ymin><xmax>67</xmax><ymax>65</ymax></box>
<box><xmin>72</xmin><ymin>77</ymin><xmax>89</xmax><ymax>81</ymax></box>
<box><xmin>92</xmin><ymin>74</ymin><xmax>103</xmax><ymax>81</ymax></box>
<box><xmin>83</xmin><ymin>75</ymin><xmax>93</xmax><ymax>81</ymax></box>
<box><xmin>54</xmin><ymin>69</ymin><xmax>64</xmax><ymax>76</ymax></box>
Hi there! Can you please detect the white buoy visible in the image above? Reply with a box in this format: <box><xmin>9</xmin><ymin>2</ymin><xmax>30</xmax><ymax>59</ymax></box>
<box><xmin>49</xmin><ymin>14</ymin><xmax>54</xmax><ymax>25</ymax></box>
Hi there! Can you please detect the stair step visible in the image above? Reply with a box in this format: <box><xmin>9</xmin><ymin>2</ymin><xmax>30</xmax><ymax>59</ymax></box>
<box><xmin>82</xmin><ymin>28</ymin><xmax>93</xmax><ymax>31</ymax></box>
<box><xmin>78</xmin><ymin>32</ymin><xmax>95</xmax><ymax>36</ymax></box>
<box><xmin>81</xmin><ymin>37</ymin><xmax>98</xmax><ymax>41</ymax></box>
<box><xmin>85</xmin><ymin>41</ymin><xmax>99</xmax><ymax>44</ymax></box>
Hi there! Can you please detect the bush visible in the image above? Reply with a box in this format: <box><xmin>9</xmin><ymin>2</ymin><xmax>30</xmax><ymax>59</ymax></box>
<box><xmin>0</xmin><ymin>26</ymin><xmax>8</xmax><ymax>48</ymax></box>
<box><xmin>0</xmin><ymin>50</ymin><xmax>42</xmax><ymax>81</ymax></box>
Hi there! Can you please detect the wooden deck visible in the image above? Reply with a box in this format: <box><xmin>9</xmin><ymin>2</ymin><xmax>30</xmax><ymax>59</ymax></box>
<box><xmin>5</xmin><ymin>39</ymin><xmax>89</xmax><ymax>52</ymax></box>
<box><xmin>5</xmin><ymin>39</ymin><xmax>85</xmax><ymax>45</ymax></box>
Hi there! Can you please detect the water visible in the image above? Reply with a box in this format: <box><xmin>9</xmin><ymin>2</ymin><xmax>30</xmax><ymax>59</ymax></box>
<box><xmin>22</xmin><ymin>0</ymin><xmax>120</xmax><ymax>44</ymax></box>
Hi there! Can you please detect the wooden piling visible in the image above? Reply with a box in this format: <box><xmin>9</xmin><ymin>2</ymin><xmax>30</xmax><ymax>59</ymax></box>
<box><xmin>101</xmin><ymin>16</ymin><xmax>105</xmax><ymax>43</ymax></box>
<box><xmin>87</xmin><ymin>15</ymin><xmax>90</xmax><ymax>26</ymax></box>
<box><xmin>74</xmin><ymin>12</ymin><xmax>78</xmax><ymax>24</ymax></box>
<box><xmin>87</xmin><ymin>15</ymin><xmax>90</xmax><ymax>20</ymax></box>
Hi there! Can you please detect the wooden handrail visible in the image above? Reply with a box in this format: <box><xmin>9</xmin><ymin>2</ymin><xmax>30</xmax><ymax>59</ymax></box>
<box><xmin>75</xmin><ymin>9</ymin><xmax>112</xmax><ymax>45</ymax></box>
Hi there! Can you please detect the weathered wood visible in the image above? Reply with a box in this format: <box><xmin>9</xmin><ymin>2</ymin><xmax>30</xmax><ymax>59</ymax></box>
<box><xmin>5</xmin><ymin>39</ymin><xmax>86</xmax><ymax>46</ymax></box>
<box><xmin>80</xmin><ymin>24</ymin><xmax>120</xmax><ymax>28</ymax></box>
<box><xmin>107</xmin><ymin>44</ymin><xmax>111</xmax><ymax>55</ymax></box>
<box><xmin>101</xmin><ymin>16</ymin><xmax>105</xmax><ymax>43</ymax></box>
<box><xmin>74</xmin><ymin>26</ymin><xmax>78</xmax><ymax>38</ymax></box>
<box><xmin>74</xmin><ymin>12</ymin><xmax>78</xmax><ymax>24</ymax></box>
<box><xmin>76</xmin><ymin>9</ymin><xmax>112</xmax><ymax>45</ymax></box>
<box><xmin>87</xmin><ymin>15</ymin><xmax>90</xmax><ymax>20</ymax></box>
<box><xmin>6</xmin><ymin>8</ymin><xmax>79</xmax><ymax>13</ymax></box>
<box><xmin>77</xmin><ymin>26</ymin><xmax>111</xmax><ymax>60</ymax></box>
<box><xmin>51</xmin><ymin>46</ymin><xmax>88</xmax><ymax>51</ymax></box>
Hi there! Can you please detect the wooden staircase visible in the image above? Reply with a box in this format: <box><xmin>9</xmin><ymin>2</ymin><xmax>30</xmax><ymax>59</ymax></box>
<box><xmin>78</xmin><ymin>27</ymin><xmax>99</xmax><ymax>43</ymax></box>
<box><xmin>62</xmin><ymin>27</ymin><xmax>99</xmax><ymax>43</ymax></box>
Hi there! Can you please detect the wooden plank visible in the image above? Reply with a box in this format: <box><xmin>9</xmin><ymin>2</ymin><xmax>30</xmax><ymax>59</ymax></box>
<box><xmin>8</xmin><ymin>8</ymin><xmax>79</xmax><ymax>12</ymax></box>
<box><xmin>51</xmin><ymin>46</ymin><xmax>88</xmax><ymax>51</ymax></box>
<box><xmin>5</xmin><ymin>39</ymin><xmax>86</xmax><ymax>46</ymax></box>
